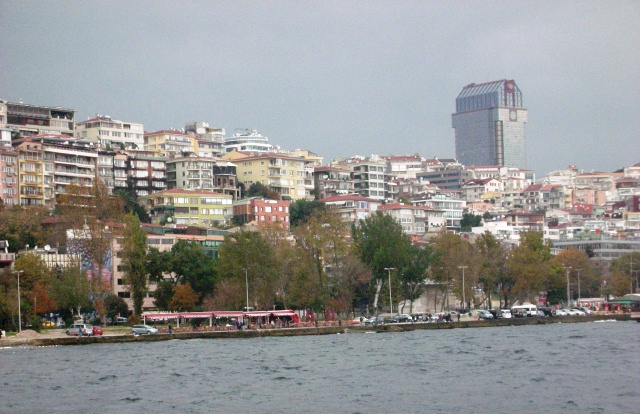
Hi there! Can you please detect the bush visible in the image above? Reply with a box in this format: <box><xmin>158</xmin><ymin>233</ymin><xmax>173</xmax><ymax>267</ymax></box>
<box><xmin>128</xmin><ymin>315</ymin><xmax>140</xmax><ymax>326</ymax></box>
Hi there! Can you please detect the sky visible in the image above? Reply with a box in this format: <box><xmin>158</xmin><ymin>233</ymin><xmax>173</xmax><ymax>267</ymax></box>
<box><xmin>1</xmin><ymin>1</ymin><xmax>639</xmax><ymax>176</ymax></box>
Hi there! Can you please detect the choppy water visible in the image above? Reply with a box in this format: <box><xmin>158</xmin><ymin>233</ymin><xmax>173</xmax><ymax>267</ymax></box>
<box><xmin>1</xmin><ymin>321</ymin><xmax>638</xmax><ymax>413</ymax></box>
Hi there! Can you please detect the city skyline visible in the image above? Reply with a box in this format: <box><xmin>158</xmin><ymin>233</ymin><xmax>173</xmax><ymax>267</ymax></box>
<box><xmin>1</xmin><ymin>1</ymin><xmax>638</xmax><ymax>176</ymax></box>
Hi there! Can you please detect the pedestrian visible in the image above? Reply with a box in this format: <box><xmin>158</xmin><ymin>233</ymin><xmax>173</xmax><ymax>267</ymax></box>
<box><xmin>168</xmin><ymin>323</ymin><xmax>172</xmax><ymax>334</ymax></box>
<box><xmin>457</xmin><ymin>313</ymin><xmax>460</xmax><ymax>322</ymax></box>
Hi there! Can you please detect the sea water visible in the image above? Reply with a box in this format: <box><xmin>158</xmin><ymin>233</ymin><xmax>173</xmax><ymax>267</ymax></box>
<box><xmin>1</xmin><ymin>321</ymin><xmax>638</xmax><ymax>413</ymax></box>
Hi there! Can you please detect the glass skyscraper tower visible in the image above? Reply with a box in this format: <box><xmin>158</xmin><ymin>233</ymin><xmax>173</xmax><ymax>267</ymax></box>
<box><xmin>452</xmin><ymin>79</ymin><xmax>527</xmax><ymax>168</ymax></box>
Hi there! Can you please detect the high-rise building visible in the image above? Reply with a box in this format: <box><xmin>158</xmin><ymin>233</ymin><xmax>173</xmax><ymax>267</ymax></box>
<box><xmin>452</xmin><ymin>79</ymin><xmax>527</xmax><ymax>169</ymax></box>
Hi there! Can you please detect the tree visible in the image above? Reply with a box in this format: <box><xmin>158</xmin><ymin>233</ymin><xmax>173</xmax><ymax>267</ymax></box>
<box><xmin>551</xmin><ymin>249</ymin><xmax>600</xmax><ymax>301</ymax></box>
<box><xmin>398</xmin><ymin>244</ymin><xmax>433</xmax><ymax>314</ymax></box>
<box><xmin>104</xmin><ymin>294</ymin><xmax>129</xmax><ymax>321</ymax></box>
<box><xmin>289</xmin><ymin>199</ymin><xmax>327</xmax><ymax>228</ymax></box>
<box><xmin>507</xmin><ymin>231</ymin><xmax>552</xmax><ymax>303</ymax></box>
<box><xmin>291</xmin><ymin>210</ymin><xmax>351</xmax><ymax>312</ymax></box>
<box><xmin>216</xmin><ymin>231</ymin><xmax>278</xmax><ymax>310</ymax></box>
<box><xmin>430</xmin><ymin>230</ymin><xmax>478</xmax><ymax>310</ymax></box>
<box><xmin>113</xmin><ymin>178</ymin><xmax>150</xmax><ymax>223</ymax></box>
<box><xmin>120</xmin><ymin>214</ymin><xmax>148</xmax><ymax>316</ymax></box>
<box><xmin>170</xmin><ymin>282</ymin><xmax>200</xmax><ymax>311</ymax></box>
<box><xmin>153</xmin><ymin>280</ymin><xmax>175</xmax><ymax>311</ymax></box>
<box><xmin>460</xmin><ymin>213</ymin><xmax>482</xmax><ymax>232</ymax></box>
<box><xmin>51</xmin><ymin>267</ymin><xmax>92</xmax><ymax>319</ymax></box>
<box><xmin>352</xmin><ymin>211</ymin><xmax>412</xmax><ymax>313</ymax></box>
<box><xmin>474</xmin><ymin>231</ymin><xmax>508</xmax><ymax>309</ymax></box>
<box><xmin>0</xmin><ymin>204</ymin><xmax>51</xmax><ymax>253</ymax></box>
<box><xmin>246</xmin><ymin>182</ymin><xmax>279</xmax><ymax>200</ymax></box>
<box><xmin>608</xmin><ymin>252</ymin><xmax>640</xmax><ymax>296</ymax></box>
<box><xmin>167</xmin><ymin>241</ymin><xmax>216</xmax><ymax>298</ymax></box>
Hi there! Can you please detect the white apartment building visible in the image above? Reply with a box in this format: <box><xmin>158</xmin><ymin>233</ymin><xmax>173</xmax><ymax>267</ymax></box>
<box><xmin>75</xmin><ymin>115</ymin><xmax>144</xmax><ymax>149</ymax></box>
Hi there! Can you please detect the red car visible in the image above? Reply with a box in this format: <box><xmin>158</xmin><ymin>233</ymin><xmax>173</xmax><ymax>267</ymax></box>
<box><xmin>92</xmin><ymin>326</ymin><xmax>104</xmax><ymax>336</ymax></box>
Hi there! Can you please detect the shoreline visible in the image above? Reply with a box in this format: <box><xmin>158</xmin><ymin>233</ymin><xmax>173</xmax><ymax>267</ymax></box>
<box><xmin>0</xmin><ymin>313</ymin><xmax>633</xmax><ymax>348</ymax></box>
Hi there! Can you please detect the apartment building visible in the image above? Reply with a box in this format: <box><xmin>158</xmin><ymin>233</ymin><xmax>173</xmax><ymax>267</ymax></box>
<box><xmin>313</xmin><ymin>166</ymin><xmax>353</xmax><ymax>200</ymax></box>
<box><xmin>75</xmin><ymin>115</ymin><xmax>144</xmax><ymax>149</ymax></box>
<box><xmin>336</xmin><ymin>156</ymin><xmax>387</xmax><ymax>201</ymax></box>
<box><xmin>0</xmin><ymin>147</ymin><xmax>19</xmax><ymax>206</ymax></box>
<box><xmin>223</xmin><ymin>152</ymin><xmax>314</xmax><ymax>200</ymax></box>
<box><xmin>166</xmin><ymin>156</ymin><xmax>239</xmax><ymax>198</ymax></box>
<box><xmin>233</xmin><ymin>197</ymin><xmax>290</xmax><ymax>228</ymax></box>
<box><xmin>377</xmin><ymin>203</ymin><xmax>446</xmax><ymax>238</ymax></box>
<box><xmin>14</xmin><ymin>139</ymin><xmax>45</xmax><ymax>206</ymax></box>
<box><xmin>416</xmin><ymin>159</ymin><xmax>470</xmax><ymax>190</ymax></box>
<box><xmin>413</xmin><ymin>195</ymin><xmax>465</xmax><ymax>231</ymax></box>
<box><xmin>0</xmin><ymin>99</ymin><xmax>75</xmax><ymax>137</ymax></box>
<box><xmin>320</xmin><ymin>194</ymin><xmax>381</xmax><ymax>223</ymax></box>
<box><xmin>140</xmin><ymin>188</ymin><xmax>233</xmax><ymax>227</ymax></box>
<box><xmin>185</xmin><ymin>122</ymin><xmax>224</xmax><ymax>157</ymax></box>
<box><xmin>144</xmin><ymin>129</ymin><xmax>194</xmax><ymax>159</ymax></box>
<box><xmin>461</xmin><ymin>178</ymin><xmax>503</xmax><ymax>203</ymax></box>
<box><xmin>126</xmin><ymin>154</ymin><xmax>167</xmax><ymax>197</ymax></box>
<box><xmin>384</xmin><ymin>155</ymin><xmax>424</xmax><ymax>179</ymax></box>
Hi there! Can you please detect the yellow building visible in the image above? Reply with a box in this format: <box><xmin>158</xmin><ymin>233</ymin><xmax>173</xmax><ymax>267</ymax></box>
<box><xmin>222</xmin><ymin>151</ymin><xmax>314</xmax><ymax>200</ymax></box>
<box><xmin>144</xmin><ymin>130</ymin><xmax>194</xmax><ymax>158</ymax></box>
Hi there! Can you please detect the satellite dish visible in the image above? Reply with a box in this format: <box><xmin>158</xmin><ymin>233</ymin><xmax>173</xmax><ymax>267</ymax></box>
<box><xmin>44</xmin><ymin>245</ymin><xmax>50</xmax><ymax>251</ymax></box>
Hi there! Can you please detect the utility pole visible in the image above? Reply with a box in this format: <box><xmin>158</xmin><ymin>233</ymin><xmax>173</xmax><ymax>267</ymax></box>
<box><xmin>243</xmin><ymin>267</ymin><xmax>250</xmax><ymax>312</ymax></box>
<box><xmin>566</xmin><ymin>266</ymin><xmax>572</xmax><ymax>308</ymax></box>
<box><xmin>576</xmin><ymin>269</ymin><xmax>581</xmax><ymax>305</ymax></box>
<box><xmin>458</xmin><ymin>266</ymin><xmax>468</xmax><ymax>310</ymax></box>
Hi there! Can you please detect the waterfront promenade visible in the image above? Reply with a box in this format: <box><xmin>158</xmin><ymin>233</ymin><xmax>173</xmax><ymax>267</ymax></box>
<box><xmin>0</xmin><ymin>313</ymin><xmax>633</xmax><ymax>348</ymax></box>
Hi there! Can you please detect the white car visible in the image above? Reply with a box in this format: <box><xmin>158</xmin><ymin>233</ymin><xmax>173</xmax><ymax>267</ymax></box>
<box><xmin>578</xmin><ymin>307</ymin><xmax>593</xmax><ymax>315</ymax></box>
<box><xmin>564</xmin><ymin>309</ymin><xmax>581</xmax><ymax>316</ymax></box>
<box><xmin>570</xmin><ymin>308</ymin><xmax>586</xmax><ymax>316</ymax></box>
<box><xmin>553</xmin><ymin>309</ymin><xmax>568</xmax><ymax>316</ymax></box>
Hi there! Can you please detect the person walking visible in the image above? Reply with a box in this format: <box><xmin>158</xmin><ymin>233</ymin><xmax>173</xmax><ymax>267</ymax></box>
<box><xmin>168</xmin><ymin>323</ymin><xmax>172</xmax><ymax>334</ymax></box>
<box><xmin>457</xmin><ymin>313</ymin><xmax>460</xmax><ymax>322</ymax></box>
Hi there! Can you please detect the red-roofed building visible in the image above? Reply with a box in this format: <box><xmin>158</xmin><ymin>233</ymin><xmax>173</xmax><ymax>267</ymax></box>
<box><xmin>233</xmin><ymin>197</ymin><xmax>290</xmax><ymax>228</ymax></box>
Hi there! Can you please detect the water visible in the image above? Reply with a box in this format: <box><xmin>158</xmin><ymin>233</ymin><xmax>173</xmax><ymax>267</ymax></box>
<box><xmin>1</xmin><ymin>321</ymin><xmax>638</xmax><ymax>413</ymax></box>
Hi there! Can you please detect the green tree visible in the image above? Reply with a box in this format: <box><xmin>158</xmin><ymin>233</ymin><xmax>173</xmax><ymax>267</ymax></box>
<box><xmin>0</xmin><ymin>204</ymin><xmax>51</xmax><ymax>253</ymax></box>
<box><xmin>216</xmin><ymin>231</ymin><xmax>278</xmax><ymax>310</ymax></box>
<box><xmin>289</xmin><ymin>199</ymin><xmax>327</xmax><ymax>228</ymax></box>
<box><xmin>460</xmin><ymin>213</ymin><xmax>482</xmax><ymax>232</ymax></box>
<box><xmin>51</xmin><ymin>267</ymin><xmax>92</xmax><ymax>319</ymax></box>
<box><xmin>552</xmin><ymin>249</ymin><xmax>600</xmax><ymax>301</ymax></box>
<box><xmin>352</xmin><ymin>211</ymin><xmax>412</xmax><ymax>313</ymax></box>
<box><xmin>507</xmin><ymin>231</ymin><xmax>552</xmax><ymax>303</ymax></box>
<box><xmin>474</xmin><ymin>231</ymin><xmax>508</xmax><ymax>309</ymax></box>
<box><xmin>120</xmin><ymin>214</ymin><xmax>148</xmax><ymax>316</ymax></box>
<box><xmin>246</xmin><ymin>182</ymin><xmax>279</xmax><ymax>199</ymax></box>
<box><xmin>104</xmin><ymin>294</ymin><xmax>129</xmax><ymax>321</ymax></box>
<box><xmin>113</xmin><ymin>178</ymin><xmax>150</xmax><ymax>223</ymax></box>
<box><xmin>168</xmin><ymin>241</ymin><xmax>216</xmax><ymax>298</ymax></box>
<box><xmin>398</xmin><ymin>244</ymin><xmax>433</xmax><ymax>314</ymax></box>
<box><xmin>608</xmin><ymin>252</ymin><xmax>640</xmax><ymax>296</ymax></box>
<box><xmin>430</xmin><ymin>231</ymin><xmax>477</xmax><ymax>310</ymax></box>
<box><xmin>153</xmin><ymin>280</ymin><xmax>175</xmax><ymax>311</ymax></box>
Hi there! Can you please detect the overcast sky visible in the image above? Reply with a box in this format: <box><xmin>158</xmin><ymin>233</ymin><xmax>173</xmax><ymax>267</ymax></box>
<box><xmin>2</xmin><ymin>1</ymin><xmax>638</xmax><ymax>176</ymax></box>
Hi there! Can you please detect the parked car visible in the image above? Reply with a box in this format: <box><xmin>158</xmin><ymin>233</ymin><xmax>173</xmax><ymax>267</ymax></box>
<box><xmin>497</xmin><ymin>309</ymin><xmax>512</xmax><ymax>319</ymax></box>
<box><xmin>41</xmin><ymin>320</ymin><xmax>54</xmax><ymax>328</ymax></box>
<box><xmin>364</xmin><ymin>317</ymin><xmax>377</xmax><ymax>325</ymax></box>
<box><xmin>553</xmin><ymin>309</ymin><xmax>568</xmax><ymax>316</ymax></box>
<box><xmin>578</xmin><ymin>307</ymin><xmax>593</xmax><ymax>315</ymax></box>
<box><xmin>55</xmin><ymin>320</ymin><xmax>66</xmax><ymax>328</ymax></box>
<box><xmin>115</xmin><ymin>316</ymin><xmax>128</xmax><ymax>324</ymax></box>
<box><xmin>352</xmin><ymin>316</ymin><xmax>368</xmax><ymax>325</ymax></box>
<box><xmin>537</xmin><ymin>307</ymin><xmax>553</xmax><ymax>317</ymax></box>
<box><xmin>477</xmin><ymin>310</ymin><xmax>494</xmax><ymax>320</ymax></box>
<box><xmin>391</xmin><ymin>314</ymin><xmax>412</xmax><ymax>323</ymax></box>
<box><xmin>570</xmin><ymin>308</ymin><xmax>586</xmax><ymax>316</ymax></box>
<box><xmin>131</xmin><ymin>324</ymin><xmax>158</xmax><ymax>335</ymax></box>
<box><xmin>564</xmin><ymin>309</ymin><xmax>581</xmax><ymax>316</ymax></box>
<box><xmin>66</xmin><ymin>323</ymin><xmax>93</xmax><ymax>336</ymax></box>
<box><xmin>92</xmin><ymin>326</ymin><xmax>104</xmax><ymax>335</ymax></box>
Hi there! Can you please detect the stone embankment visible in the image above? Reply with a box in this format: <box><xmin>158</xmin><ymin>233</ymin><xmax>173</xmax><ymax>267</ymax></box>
<box><xmin>0</xmin><ymin>313</ymin><xmax>631</xmax><ymax>348</ymax></box>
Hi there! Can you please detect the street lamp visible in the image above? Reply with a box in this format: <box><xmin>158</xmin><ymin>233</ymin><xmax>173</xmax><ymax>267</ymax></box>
<box><xmin>13</xmin><ymin>270</ymin><xmax>24</xmax><ymax>333</ymax></box>
<box><xmin>243</xmin><ymin>267</ymin><xmax>250</xmax><ymax>312</ymax></box>
<box><xmin>384</xmin><ymin>267</ymin><xmax>394</xmax><ymax>314</ymax></box>
<box><xmin>565</xmin><ymin>266</ymin><xmax>572</xmax><ymax>308</ymax></box>
<box><xmin>458</xmin><ymin>266</ymin><xmax>468</xmax><ymax>310</ymax></box>
<box><xmin>576</xmin><ymin>269</ymin><xmax>582</xmax><ymax>305</ymax></box>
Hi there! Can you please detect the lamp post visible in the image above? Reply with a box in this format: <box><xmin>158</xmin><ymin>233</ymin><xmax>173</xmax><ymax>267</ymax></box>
<box><xmin>565</xmin><ymin>266</ymin><xmax>572</xmax><ymax>308</ymax></box>
<box><xmin>458</xmin><ymin>266</ymin><xmax>468</xmax><ymax>310</ymax></box>
<box><xmin>243</xmin><ymin>267</ymin><xmax>250</xmax><ymax>312</ymax></box>
<box><xmin>384</xmin><ymin>267</ymin><xmax>394</xmax><ymax>314</ymax></box>
<box><xmin>14</xmin><ymin>270</ymin><xmax>24</xmax><ymax>333</ymax></box>
<box><xmin>576</xmin><ymin>269</ymin><xmax>582</xmax><ymax>305</ymax></box>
